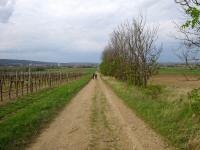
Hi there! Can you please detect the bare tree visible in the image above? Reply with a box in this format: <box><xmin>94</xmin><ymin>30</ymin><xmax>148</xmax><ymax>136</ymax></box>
<box><xmin>100</xmin><ymin>15</ymin><xmax>161</xmax><ymax>87</ymax></box>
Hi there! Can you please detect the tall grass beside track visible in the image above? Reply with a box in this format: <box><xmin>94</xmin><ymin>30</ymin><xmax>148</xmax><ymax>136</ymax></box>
<box><xmin>0</xmin><ymin>74</ymin><xmax>92</xmax><ymax>150</ymax></box>
<box><xmin>103</xmin><ymin>76</ymin><xmax>200</xmax><ymax>150</ymax></box>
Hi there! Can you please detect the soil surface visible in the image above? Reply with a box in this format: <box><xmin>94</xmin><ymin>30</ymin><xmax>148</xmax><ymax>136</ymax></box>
<box><xmin>150</xmin><ymin>74</ymin><xmax>200</xmax><ymax>89</ymax></box>
<box><xmin>27</xmin><ymin>75</ymin><xmax>174</xmax><ymax>150</ymax></box>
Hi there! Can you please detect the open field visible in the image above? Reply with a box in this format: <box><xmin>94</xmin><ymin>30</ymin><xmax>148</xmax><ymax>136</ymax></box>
<box><xmin>150</xmin><ymin>74</ymin><xmax>200</xmax><ymax>88</ymax></box>
<box><xmin>150</xmin><ymin>67</ymin><xmax>200</xmax><ymax>102</ymax></box>
<box><xmin>159</xmin><ymin>67</ymin><xmax>200</xmax><ymax>75</ymax></box>
<box><xmin>149</xmin><ymin>74</ymin><xmax>200</xmax><ymax>102</ymax></box>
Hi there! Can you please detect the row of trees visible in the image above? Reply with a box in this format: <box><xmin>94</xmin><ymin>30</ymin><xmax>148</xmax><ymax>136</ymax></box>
<box><xmin>100</xmin><ymin>16</ymin><xmax>161</xmax><ymax>87</ymax></box>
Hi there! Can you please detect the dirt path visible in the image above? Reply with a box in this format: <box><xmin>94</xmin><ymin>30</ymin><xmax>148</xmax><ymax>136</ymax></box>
<box><xmin>98</xmin><ymin>77</ymin><xmax>173</xmax><ymax>150</ymax></box>
<box><xmin>27</xmin><ymin>80</ymin><xmax>95</xmax><ymax>150</ymax></box>
<box><xmin>27</xmin><ymin>76</ymin><xmax>174</xmax><ymax>150</ymax></box>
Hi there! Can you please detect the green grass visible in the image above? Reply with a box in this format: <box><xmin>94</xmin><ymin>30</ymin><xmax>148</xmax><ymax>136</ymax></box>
<box><xmin>104</xmin><ymin>77</ymin><xmax>200</xmax><ymax>150</ymax></box>
<box><xmin>0</xmin><ymin>74</ymin><xmax>92</xmax><ymax>150</ymax></box>
<box><xmin>47</xmin><ymin>67</ymin><xmax>96</xmax><ymax>73</ymax></box>
<box><xmin>159</xmin><ymin>67</ymin><xmax>200</xmax><ymax>75</ymax></box>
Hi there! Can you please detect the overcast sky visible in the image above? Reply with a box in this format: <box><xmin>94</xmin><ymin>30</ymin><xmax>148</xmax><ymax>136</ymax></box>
<box><xmin>0</xmin><ymin>0</ymin><xmax>182</xmax><ymax>63</ymax></box>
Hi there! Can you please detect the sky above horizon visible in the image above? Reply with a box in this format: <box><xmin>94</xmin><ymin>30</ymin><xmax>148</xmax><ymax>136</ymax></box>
<box><xmin>0</xmin><ymin>0</ymin><xmax>182</xmax><ymax>63</ymax></box>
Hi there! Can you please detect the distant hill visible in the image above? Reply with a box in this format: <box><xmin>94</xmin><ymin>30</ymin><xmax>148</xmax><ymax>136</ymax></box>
<box><xmin>0</xmin><ymin>59</ymin><xmax>57</xmax><ymax>66</ymax></box>
<box><xmin>60</xmin><ymin>62</ymin><xmax>98</xmax><ymax>68</ymax></box>
<box><xmin>0</xmin><ymin>59</ymin><xmax>98</xmax><ymax>68</ymax></box>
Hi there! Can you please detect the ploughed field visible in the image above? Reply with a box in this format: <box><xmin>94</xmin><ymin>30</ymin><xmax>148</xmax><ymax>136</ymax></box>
<box><xmin>150</xmin><ymin>67</ymin><xmax>200</xmax><ymax>102</ymax></box>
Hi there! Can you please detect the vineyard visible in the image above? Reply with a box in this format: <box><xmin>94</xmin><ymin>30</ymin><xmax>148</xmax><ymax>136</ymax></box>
<box><xmin>0</xmin><ymin>70</ymin><xmax>84</xmax><ymax>103</ymax></box>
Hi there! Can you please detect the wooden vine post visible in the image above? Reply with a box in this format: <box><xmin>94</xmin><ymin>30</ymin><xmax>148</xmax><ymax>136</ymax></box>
<box><xmin>0</xmin><ymin>70</ymin><xmax>84</xmax><ymax>103</ymax></box>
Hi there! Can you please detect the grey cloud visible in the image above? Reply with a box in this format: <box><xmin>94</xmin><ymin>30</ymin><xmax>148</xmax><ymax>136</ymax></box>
<box><xmin>0</xmin><ymin>0</ymin><xmax>15</xmax><ymax>23</ymax></box>
<box><xmin>0</xmin><ymin>0</ymin><xmax>8</xmax><ymax>6</ymax></box>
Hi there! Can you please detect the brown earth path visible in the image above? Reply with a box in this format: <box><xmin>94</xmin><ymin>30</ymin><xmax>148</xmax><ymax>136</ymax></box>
<box><xmin>27</xmin><ymin>75</ymin><xmax>175</xmax><ymax>150</ymax></box>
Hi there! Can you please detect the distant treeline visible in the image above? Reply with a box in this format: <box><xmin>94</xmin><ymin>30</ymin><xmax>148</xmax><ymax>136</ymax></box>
<box><xmin>0</xmin><ymin>67</ymin><xmax>46</xmax><ymax>72</ymax></box>
<box><xmin>0</xmin><ymin>59</ymin><xmax>98</xmax><ymax>68</ymax></box>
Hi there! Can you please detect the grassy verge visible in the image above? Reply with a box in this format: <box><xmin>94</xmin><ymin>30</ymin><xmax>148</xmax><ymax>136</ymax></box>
<box><xmin>0</xmin><ymin>74</ymin><xmax>92</xmax><ymax>150</ymax></box>
<box><xmin>103</xmin><ymin>76</ymin><xmax>200</xmax><ymax>150</ymax></box>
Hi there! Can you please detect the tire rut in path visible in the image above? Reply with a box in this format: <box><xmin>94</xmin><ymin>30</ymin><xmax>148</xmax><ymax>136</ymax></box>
<box><xmin>88</xmin><ymin>82</ymin><xmax>123</xmax><ymax>150</ymax></box>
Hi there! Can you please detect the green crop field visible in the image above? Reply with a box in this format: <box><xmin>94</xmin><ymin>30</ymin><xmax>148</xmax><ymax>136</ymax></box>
<box><xmin>159</xmin><ymin>67</ymin><xmax>200</xmax><ymax>75</ymax></box>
